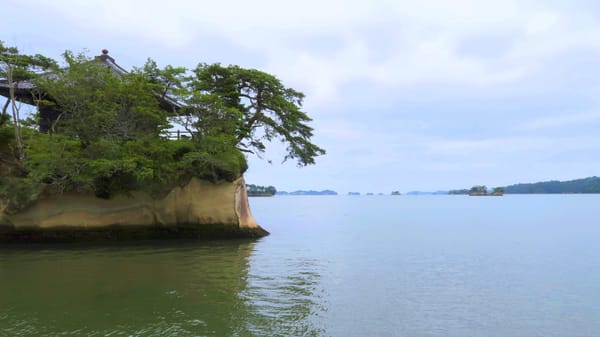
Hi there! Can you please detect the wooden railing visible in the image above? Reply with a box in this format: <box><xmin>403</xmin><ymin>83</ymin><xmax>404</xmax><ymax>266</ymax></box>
<box><xmin>165</xmin><ymin>130</ymin><xmax>193</xmax><ymax>140</ymax></box>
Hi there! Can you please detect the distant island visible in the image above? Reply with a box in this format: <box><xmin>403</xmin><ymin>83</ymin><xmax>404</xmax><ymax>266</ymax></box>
<box><xmin>277</xmin><ymin>190</ymin><xmax>338</xmax><ymax>196</ymax></box>
<box><xmin>449</xmin><ymin>177</ymin><xmax>600</xmax><ymax>195</ymax></box>
<box><xmin>466</xmin><ymin>186</ymin><xmax>504</xmax><ymax>196</ymax></box>
<box><xmin>504</xmin><ymin>176</ymin><xmax>600</xmax><ymax>194</ymax></box>
<box><xmin>246</xmin><ymin>184</ymin><xmax>277</xmax><ymax>197</ymax></box>
<box><xmin>271</xmin><ymin>176</ymin><xmax>600</xmax><ymax>198</ymax></box>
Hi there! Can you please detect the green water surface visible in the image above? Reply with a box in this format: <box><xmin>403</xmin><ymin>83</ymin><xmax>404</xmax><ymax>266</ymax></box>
<box><xmin>2</xmin><ymin>195</ymin><xmax>600</xmax><ymax>336</ymax></box>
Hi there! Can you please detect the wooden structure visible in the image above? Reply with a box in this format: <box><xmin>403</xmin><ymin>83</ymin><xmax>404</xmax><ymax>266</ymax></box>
<box><xmin>0</xmin><ymin>49</ymin><xmax>181</xmax><ymax>133</ymax></box>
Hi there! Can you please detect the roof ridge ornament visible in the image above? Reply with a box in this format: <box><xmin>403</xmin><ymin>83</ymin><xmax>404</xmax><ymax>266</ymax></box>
<box><xmin>98</xmin><ymin>48</ymin><xmax>116</xmax><ymax>65</ymax></box>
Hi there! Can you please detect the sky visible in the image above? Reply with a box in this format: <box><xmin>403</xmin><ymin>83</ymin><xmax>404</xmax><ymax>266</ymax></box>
<box><xmin>2</xmin><ymin>0</ymin><xmax>600</xmax><ymax>194</ymax></box>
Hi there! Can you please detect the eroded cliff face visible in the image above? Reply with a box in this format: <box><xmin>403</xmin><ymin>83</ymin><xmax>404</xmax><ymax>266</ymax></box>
<box><xmin>0</xmin><ymin>177</ymin><xmax>268</xmax><ymax>241</ymax></box>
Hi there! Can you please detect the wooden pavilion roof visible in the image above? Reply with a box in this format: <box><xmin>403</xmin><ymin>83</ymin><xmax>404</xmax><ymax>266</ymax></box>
<box><xmin>0</xmin><ymin>50</ymin><xmax>182</xmax><ymax>112</ymax></box>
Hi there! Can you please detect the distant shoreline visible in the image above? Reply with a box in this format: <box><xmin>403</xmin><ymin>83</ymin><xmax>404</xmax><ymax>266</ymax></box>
<box><xmin>247</xmin><ymin>193</ymin><xmax>274</xmax><ymax>197</ymax></box>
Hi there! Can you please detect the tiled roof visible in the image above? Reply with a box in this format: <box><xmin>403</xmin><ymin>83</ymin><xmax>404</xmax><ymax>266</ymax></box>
<box><xmin>0</xmin><ymin>50</ymin><xmax>182</xmax><ymax>110</ymax></box>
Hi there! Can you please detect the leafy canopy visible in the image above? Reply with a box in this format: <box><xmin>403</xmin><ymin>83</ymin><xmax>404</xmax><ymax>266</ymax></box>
<box><xmin>0</xmin><ymin>41</ymin><xmax>57</xmax><ymax>84</ymax></box>
<box><xmin>146</xmin><ymin>62</ymin><xmax>326</xmax><ymax>166</ymax></box>
<box><xmin>0</xmin><ymin>48</ymin><xmax>324</xmax><ymax>213</ymax></box>
<box><xmin>37</xmin><ymin>51</ymin><xmax>169</xmax><ymax>142</ymax></box>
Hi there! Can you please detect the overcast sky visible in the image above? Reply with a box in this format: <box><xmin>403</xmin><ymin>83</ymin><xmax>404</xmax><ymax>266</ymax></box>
<box><xmin>2</xmin><ymin>0</ymin><xmax>600</xmax><ymax>194</ymax></box>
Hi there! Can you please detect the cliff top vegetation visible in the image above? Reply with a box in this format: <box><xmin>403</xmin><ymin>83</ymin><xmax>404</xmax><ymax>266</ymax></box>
<box><xmin>0</xmin><ymin>42</ymin><xmax>325</xmax><ymax>214</ymax></box>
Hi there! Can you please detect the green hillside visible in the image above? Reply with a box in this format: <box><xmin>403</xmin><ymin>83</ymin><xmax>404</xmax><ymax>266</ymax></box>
<box><xmin>504</xmin><ymin>176</ymin><xmax>600</xmax><ymax>194</ymax></box>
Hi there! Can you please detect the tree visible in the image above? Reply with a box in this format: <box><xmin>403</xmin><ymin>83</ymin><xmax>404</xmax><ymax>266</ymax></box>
<box><xmin>141</xmin><ymin>61</ymin><xmax>325</xmax><ymax>166</ymax></box>
<box><xmin>182</xmin><ymin>63</ymin><xmax>325</xmax><ymax>166</ymax></box>
<box><xmin>0</xmin><ymin>41</ymin><xmax>57</xmax><ymax>159</ymax></box>
<box><xmin>492</xmin><ymin>187</ymin><xmax>505</xmax><ymax>194</ymax></box>
<box><xmin>246</xmin><ymin>184</ymin><xmax>276</xmax><ymax>196</ymax></box>
<box><xmin>265</xmin><ymin>185</ymin><xmax>276</xmax><ymax>195</ymax></box>
<box><xmin>1</xmin><ymin>47</ymin><xmax>324</xmax><ymax>209</ymax></box>
<box><xmin>37</xmin><ymin>52</ymin><xmax>168</xmax><ymax>143</ymax></box>
<box><xmin>138</xmin><ymin>58</ymin><xmax>186</xmax><ymax>113</ymax></box>
<box><xmin>469</xmin><ymin>185</ymin><xmax>488</xmax><ymax>194</ymax></box>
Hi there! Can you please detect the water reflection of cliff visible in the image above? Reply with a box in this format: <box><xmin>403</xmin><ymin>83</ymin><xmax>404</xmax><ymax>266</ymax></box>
<box><xmin>0</xmin><ymin>240</ymin><xmax>325</xmax><ymax>336</ymax></box>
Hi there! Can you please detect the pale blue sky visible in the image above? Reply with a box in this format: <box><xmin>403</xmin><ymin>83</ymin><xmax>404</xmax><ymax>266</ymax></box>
<box><xmin>2</xmin><ymin>0</ymin><xmax>600</xmax><ymax>194</ymax></box>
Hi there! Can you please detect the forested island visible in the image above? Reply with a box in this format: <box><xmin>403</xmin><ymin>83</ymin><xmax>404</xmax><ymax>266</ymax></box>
<box><xmin>246</xmin><ymin>184</ymin><xmax>276</xmax><ymax>197</ymax></box>
<box><xmin>449</xmin><ymin>177</ymin><xmax>600</xmax><ymax>195</ymax></box>
<box><xmin>0</xmin><ymin>42</ymin><xmax>324</xmax><ymax>241</ymax></box>
<box><xmin>246</xmin><ymin>185</ymin><xmax>337</xmax><ymax>196</ymax></box>
<box><xmin>504</xmin><ymin>176</ymin><xmax>600</xmax><ymax>194</ymax></box>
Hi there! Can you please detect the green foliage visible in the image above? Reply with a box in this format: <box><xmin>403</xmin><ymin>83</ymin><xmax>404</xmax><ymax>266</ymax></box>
<box><xmin>1</xmin><ymin>47</ymin><xmax>323</xmax><ymax>212</ymax></box>
<box><xmin>469</xmin><ymin>185</ymin><xmax>488</xmax><ymax>194</ymax></box>
<box><xmin>25</xmin><ymin>134</ymin><xmax>87</xmax><ymax>194</ymax></box>
<box><xmin>448</xmin><ymin>189</ymin><xmax>469</xmax><ymax>195</ymax></box>
<box><xmin>0</xmin><ymin>176</ymin><xmax>41</xmax><ymax>214</ymax></box>
<box><xmin>37</xmin><ymin>52</ymin><xmax>168</xmax><ymax>142</ymax></box>
<box><xmin>180</xmin><ymin>147</ymin><xmax>247</xmax><ymax>183</ymax></box>
<box><xmin>0</xmin><ymin>40</ymin><xmax>58</xmax><ymax>82</ymax></box>
<box><xmin>0</xmin><ymin>124</ymin><xmax>14</xmax><ymax>150</ymax></box>
<box><xmin>151</xmin><ymin>62</ymin><xmax>325</xmax><ymax>166</ymax></box>
<box><xmin>246</xmin><ymin>184</ymin><xmax>276</xmax><ymax>196</ymax></box>
<box><xmin>138</xmin><ymin>59</ymin><xmax>186</xmax><ymax>106</ymax></box>
<box><xmin>0</xmin><ymin>111</ymin><xmax>10</xmax><ymax>127</ymax></box>
<box><xmin>1</xmin><ymin>41</ymin><xmax>59</xmax><ymax>161</ymax></box>
<box><xmin>19</xmin><ymin>131</ymin><xmax>247</xmax><ymax>200</ymax></box>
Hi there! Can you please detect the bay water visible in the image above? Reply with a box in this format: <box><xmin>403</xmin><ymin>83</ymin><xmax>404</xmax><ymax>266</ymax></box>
<box><xmin>1</xmin><ymin>195</ymin><xmax>600</xmax><ymax>336</ymax></box>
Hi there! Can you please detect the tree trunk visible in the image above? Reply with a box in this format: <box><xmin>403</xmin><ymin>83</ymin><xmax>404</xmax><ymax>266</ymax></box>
<box><xmin>1</xmin><ymin>98</ymin><xmax>9</xmax><ymax>116</ymax></box>
<box><xmin>7</xmin><ymin>67</ymin><xmax>24</xmax><ymax>160</ymax></box>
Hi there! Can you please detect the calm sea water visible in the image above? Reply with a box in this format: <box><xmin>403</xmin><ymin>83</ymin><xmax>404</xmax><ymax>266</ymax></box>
<box><xmin>1</xmin><ymin>195</ymin><xmax>600</xmax><ymax>336</ymax></box>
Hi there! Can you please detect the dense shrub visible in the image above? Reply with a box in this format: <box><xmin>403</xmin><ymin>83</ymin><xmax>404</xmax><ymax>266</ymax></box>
<box><xmin>0</xmin><ymin>124</ymin><xmax>13</xmax><ymax>148</ymax></box>
<box><xmin>19</xmin><ymin>132</ymin><xmax>247</xmax><ymax>200</ymax></box>
<box><xmin>0</xmin><ymin>176</ymin><xmax>41</xmax><ymax>214</ymax></box>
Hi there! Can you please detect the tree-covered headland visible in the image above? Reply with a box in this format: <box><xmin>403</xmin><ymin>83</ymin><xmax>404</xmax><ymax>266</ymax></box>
<box><xmin>0</xmin><ymin>42</ymin><xmax>324</xmax><ymax>214</ymax></box>
<box><xmin>246</xmin><ymin>184</ymin><xmax>277</xmax><ymax>196</ymax></box>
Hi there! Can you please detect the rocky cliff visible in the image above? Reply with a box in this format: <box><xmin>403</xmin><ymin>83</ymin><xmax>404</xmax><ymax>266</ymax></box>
<box><xmin>0</xmin><ymin>177</ymin><xmax>268</xmax><ymax>242</ymax></box>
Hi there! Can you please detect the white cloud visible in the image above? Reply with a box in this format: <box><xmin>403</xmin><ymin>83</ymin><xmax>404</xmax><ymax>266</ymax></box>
<box><xmin>526</xmin><ymin>10</ymin><xmax>561</xmax><ymax>34</ymax></box>
<box><xmin>17</xmin><ymin>0</ymin><xmax>600</xmax><ymax>106</ymax></box>
<box><xmin>6</xmin><ymin>0</ymin><xmax>600</xmax><ymax>192</ymax></box>
<box><xmin>425</xmin><ymin>135</ymin><xmax>600</xmax><ymax>158</ymax></box>
<box><xmin>426</xmin><ymin>137</ymin><xmax>546</xmax><ymax>157</ymax></box>
<box><xmin>517</xmin><ymin>110</ymin><xmax>600</xmax><ymax>131</ymax></box>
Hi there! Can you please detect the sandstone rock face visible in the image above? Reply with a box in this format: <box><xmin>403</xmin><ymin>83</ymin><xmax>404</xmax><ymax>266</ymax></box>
<box><xmin>0</xmin><ymin>177</ymin><xmax>268</xmax><ymax>241</ymax></box>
